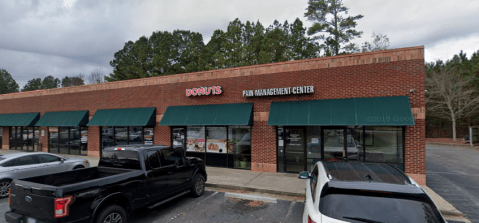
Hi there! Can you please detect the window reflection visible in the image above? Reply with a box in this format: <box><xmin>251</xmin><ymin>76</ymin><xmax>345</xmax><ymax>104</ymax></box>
<box><xmin>365</xmin><ymin>127</ymin><xmax>403</xmax><ymax>163</ymax></box>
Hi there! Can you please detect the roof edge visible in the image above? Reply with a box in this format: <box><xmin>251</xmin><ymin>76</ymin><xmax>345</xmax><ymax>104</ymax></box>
<box><xmin>0</xmin><ymin>46</ymin><xmax>424</xmax><ymax>101</ymax></box>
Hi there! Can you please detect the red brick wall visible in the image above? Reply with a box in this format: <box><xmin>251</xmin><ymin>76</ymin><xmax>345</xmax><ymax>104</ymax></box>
<box><xmin>2</xmin><ymin>127</ymin><xmax>9</xmax><ymax>150</ymax></box>
<box><xmin>0</xmin><ymin>47</ymin><xmax>426</xmax><ymax>183</ymax></box>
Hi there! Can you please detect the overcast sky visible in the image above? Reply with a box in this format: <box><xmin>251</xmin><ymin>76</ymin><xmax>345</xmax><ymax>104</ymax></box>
<box><xmin>1</xmin><ymin>0</ymin><xmax>478</xmax><ymax>88</ymax></box>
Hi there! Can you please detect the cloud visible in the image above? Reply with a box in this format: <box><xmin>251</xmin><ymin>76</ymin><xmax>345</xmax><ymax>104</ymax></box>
<box><xmin>0</xmin><ymin>0</ymin><xmax>478</xmax><ymax>88</ymax></box>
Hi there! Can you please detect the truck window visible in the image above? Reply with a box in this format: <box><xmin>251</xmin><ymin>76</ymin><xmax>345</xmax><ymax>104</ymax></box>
<box><xmin>160</xmin><ymin>149</ymin><xmax>184</xmax><ymax>166</ymax></box>
<box><xmin>146</xmin><ymin>150</ymin><xmax>161</xmax><ymax>169</ymax></box>
<box><xmin>99</xmin><ymin>150</ymin><xmax>141</xmax><ymax>170</ymax></box>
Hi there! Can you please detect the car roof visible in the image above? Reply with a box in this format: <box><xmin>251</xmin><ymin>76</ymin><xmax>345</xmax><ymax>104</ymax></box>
<box><xmin>103</xmin><ymin>145</ymin><xmax>170</xmax><ymax>152</ymax></box>
<box><xmin>321</xmin><ymin>162</ymin><xmax>424</xmax><ymax>194</ymax></box>
<box><xmin>0</xmin><ymin>152</ymin><xmax>57</xmax><ymax>159</ymax></box>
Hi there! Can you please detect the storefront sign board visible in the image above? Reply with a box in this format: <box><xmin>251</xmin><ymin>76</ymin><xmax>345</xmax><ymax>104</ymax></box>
<box><xmin>243</xmin><ymin>86</ymin><xmax>314</xmax><ymax>97</ymax></box>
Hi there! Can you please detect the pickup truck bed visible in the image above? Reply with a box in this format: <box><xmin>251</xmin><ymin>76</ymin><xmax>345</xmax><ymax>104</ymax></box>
<box><xmin>9</xmin><ymin>167</ymin><xmax>145</xmax><ymax>223</ymax></box>
<box><xmin>6</xmin><ymin>146</ymin><xmax>207</xmax><ymax>223</ymax></box>
<box><xmin>23</xmin><ymin>166</ymin><xmax>135</xmax><ymax>187</ymax></box>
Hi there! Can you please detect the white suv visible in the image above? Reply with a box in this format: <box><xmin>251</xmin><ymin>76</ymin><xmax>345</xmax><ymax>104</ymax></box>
<box><xmin>299</xmin><ymin>162</ymin><xmax>446</xmax><ymax>223</ymax></box>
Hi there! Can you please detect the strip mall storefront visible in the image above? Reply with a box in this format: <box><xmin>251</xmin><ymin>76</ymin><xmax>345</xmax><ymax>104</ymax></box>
<box><xmin>0</xmin><ymin>47</ymin><xmax>427</xmax><ymax>184</ymax></box>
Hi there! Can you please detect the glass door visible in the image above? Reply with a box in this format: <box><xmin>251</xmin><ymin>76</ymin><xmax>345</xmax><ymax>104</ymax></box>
<box><xmin>284</xmin><ymin>127</ymin><xmax>306</xmax><ymax>172</ymax></box>
<box><xmin>172</xmin><ymin>127</ymin><xmax>186</xmax><ymax>151</ymax></box>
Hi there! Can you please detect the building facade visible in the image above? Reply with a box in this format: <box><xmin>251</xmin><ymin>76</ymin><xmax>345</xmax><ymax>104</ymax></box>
<box><xmin>0</xmin><ymin>47</ymin><xmax>426</xmax><ymax>184</ymax></box>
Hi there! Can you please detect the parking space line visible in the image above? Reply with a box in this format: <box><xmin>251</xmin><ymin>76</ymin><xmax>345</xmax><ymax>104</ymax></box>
<box><xmin>283</xmin><ymin>201</ymin><xmax>296</xmax><ymax>220</ymax></box>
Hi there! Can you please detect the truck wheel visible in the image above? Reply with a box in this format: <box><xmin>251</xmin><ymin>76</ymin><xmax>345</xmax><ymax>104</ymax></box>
<box><xmin>0</xmin><ymin>180</ymin><xmax>11</xmax><ymax>198</ymax></box>
<box><xmin>95</xmin><ymin>205</ymin><xmax>127</xmax><ymax>223</ymax></box>
<box><xmin>73</xmin><ymin>165</ymin><xmax>84</xmax><ymax>170</ymax></box>
<box><xmin>191</xmin><ymin>174</ymin><xmax>205</xmax><ymax>197</ymax></box>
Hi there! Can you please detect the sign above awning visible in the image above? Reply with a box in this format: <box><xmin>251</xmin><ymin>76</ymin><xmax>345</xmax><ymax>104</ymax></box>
<box><xmin>268</xmin><ymin>96</ymin><xmax>415</xmax><ymax>126</ymax></box>
<box><xmin>0</xmin><ymin>112</ymin><xmax>40</xmax><ymax>127</ymax></box>
<box><xmin>159</xmin><ymin>103</ymin><xmax>253</xmax><ymax>126</ymax></box>
<box><xmin>35</xmin><ymin>110</ymin><xmax>89</xmax><ymax>127</ymax></box>
<box><xmin>87</xmin><ymin>107</ymin><xmax>156</xmax><ymax>126</ymax></box>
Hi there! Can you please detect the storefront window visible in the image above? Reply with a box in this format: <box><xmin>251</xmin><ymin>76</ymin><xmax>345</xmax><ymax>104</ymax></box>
<box><xmin>80</xmin><ymin>127</ymin><xmax>88</xmax><ymax>155</ymax></box>
<box><xmin>101</xmin><ymin>126</ymin><xmax>153</xmax><ymax>151</ymax></box>
<box><xmin>277</xmin><ymin>126</ymin><xmax>285</xmax><ymax>172</ymax></box>
<box><xmin>206</xmin><ymin>127</ymin><xmax>227</xmax><ymax>167</ymax></box>
<box><xmin>0</xmin><ymin>128</ymin><xmax>2</xmax><ymax>146</ymax></box>
<box><xmin>182</xmin><ymin>126</ymin><xmax>251</xmax><ymax>169</ymax></box>
<box><xmin>347</xmin><ymin>126</ymin><xmax>363</xmax><ymax>161</ymax></box>
<box><xmin>365</xmin><ymin>127</ymin><xmax>403</xmax><ymax>164</ymax></box>
<box><xmin>307</xmin><ymin>127</ymin><xmax>321</xmax><ymax>171</ymax></box>
<box><xmin>10</xmin><ymin>127</ymin><xmax>37</xmax><ymax>151</ymax></box>
<box><xmin>49</xmin><ymin>127</ymin><xmax>59</xmax><ymax>153</ymax></box>
<box><xmin>228</xmin><ymin>126</ymin><xmax>251</xmax><ymax>169</ymax></box>
<box><xmin>115</xmin><ymin>127</ymin><xmax>128</xmax><ymax>145</ymax></box>
<box><xmin>144</xmin><ymin>127</ymin><xmax>154</xmax><ymax>145</ymax></box>
<box><xmin>34</xmin><ymin>128</ymin><xmax>40</xmax><ymax>151</ymax></box>
<box><xmin>129</xmin><ymin>126</ymin><xmax>143</xmax><ymax>145</ymax></box>
<box><xmin>277</xmin><ymin>126</ymin><xmax>405</xmax><ymax>173</ymax></box>
<box><xmin>49</xmin><ymin>127</ymin><xmax>86</xmax><ymax>155</ymax></box>
<box><xmin>186</xmin><ymin>126</ymin><xmax>205</xmax><ymax>153</ymax></box>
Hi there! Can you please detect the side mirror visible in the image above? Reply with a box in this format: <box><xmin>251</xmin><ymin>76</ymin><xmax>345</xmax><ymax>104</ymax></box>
<box><xmin>60</xmin><ymin>158</ymin><xmax>66</xmax><ymax>163</ymax></box>
<box><xmin>299</xmin><ymin>171</ymin><xmax>310</xmax><ymax>179</ymax></box>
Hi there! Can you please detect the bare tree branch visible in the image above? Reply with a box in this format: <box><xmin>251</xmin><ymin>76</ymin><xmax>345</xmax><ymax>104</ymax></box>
<box><xmin>426</xmin><ymin>67</ymin><xmax>479</xmax><ymax>140</ymax></box>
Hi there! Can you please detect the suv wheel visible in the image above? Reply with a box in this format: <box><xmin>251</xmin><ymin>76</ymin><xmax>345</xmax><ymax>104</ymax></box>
<box><xmin>95</xmin><ymin>205</ymin><xmax>127</xmax><ymax>223</ymax></box>
<box><xmin>191</xmin><ymin>174</ymin><xmax>205</xmax><ymax>197</ymax></box>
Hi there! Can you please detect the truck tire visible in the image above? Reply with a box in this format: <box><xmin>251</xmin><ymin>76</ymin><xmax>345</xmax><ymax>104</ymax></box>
<box><xmin>191</xmin><ymin>174</ymin><xmax>205</xmax><ymax>197</ymax></box>
<box><xmin>95</xmin><ymin>205</ymin><xmax>127</xmax><ymax>223</ymax></box>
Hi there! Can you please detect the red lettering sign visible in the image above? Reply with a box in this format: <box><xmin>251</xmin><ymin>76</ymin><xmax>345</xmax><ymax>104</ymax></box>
<box><xmin>185</xmin><ymin>86</ymin><xmax>223</xmax><ymax>97</ymax></box>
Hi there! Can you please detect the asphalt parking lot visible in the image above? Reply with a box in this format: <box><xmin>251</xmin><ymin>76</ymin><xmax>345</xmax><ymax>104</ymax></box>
<box><xmin>427</xmin><ymin>144</ymin><xmax>479</xmax><ymax>223</ymax></box>
<box><xmin>0</xmin><ymin>190</ymin><xmax>304</xmax><ymax>223</ymax></box>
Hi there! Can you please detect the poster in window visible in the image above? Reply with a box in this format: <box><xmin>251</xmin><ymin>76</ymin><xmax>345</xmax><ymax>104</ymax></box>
<box><xmin>206</xmin><ymin>139</ymin><xmax>226</xmax><ymax>153</ymax></box>
<box><xmin>187</xmin><ymin>138</ymin><xmax>205</xmax><ymax>152</ymax></box>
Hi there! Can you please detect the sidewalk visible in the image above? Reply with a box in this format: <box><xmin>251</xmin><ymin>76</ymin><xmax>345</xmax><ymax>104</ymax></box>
<box><xmin>0</xmin><ymin>149</ymin><xmax>469</xmax><ymax>222</ymax></box>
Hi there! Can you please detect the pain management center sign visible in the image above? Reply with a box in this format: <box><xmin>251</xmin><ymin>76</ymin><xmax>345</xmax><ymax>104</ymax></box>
<box><xmin>243</xmin><ymin>86</ymin><xmax>314</xmax><ymax>97</ymax></box>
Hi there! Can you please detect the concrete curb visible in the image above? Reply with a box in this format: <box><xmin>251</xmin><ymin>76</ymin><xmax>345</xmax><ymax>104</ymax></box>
<box><xmin>426</xmin><ymin>142</ymin><xmax>475</xmax><ymax>147</ymax></box>
<box><xmin>205</xmin><ymin>183</ymin><xmax>305</xmax><ymax>198</ymax></box>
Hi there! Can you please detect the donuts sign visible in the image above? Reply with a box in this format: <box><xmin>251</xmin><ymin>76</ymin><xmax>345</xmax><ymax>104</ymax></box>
<box><xmin>186</xmin><ymin>86</ymin><xmax>222</xmax><ymax>97</ymax></box>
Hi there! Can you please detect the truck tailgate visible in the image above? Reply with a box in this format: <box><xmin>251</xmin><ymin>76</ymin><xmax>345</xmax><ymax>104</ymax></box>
<box><xmin>9</xmin><ymin>181</ymin><xmax>57</xmax><ymax>222</ymax></box>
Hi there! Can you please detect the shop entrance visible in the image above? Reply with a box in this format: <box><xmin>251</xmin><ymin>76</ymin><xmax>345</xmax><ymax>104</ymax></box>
<box><xmin>283</xmin><ymin>127</ymin><xmax>306</xmax><ymax>172</ymax></box>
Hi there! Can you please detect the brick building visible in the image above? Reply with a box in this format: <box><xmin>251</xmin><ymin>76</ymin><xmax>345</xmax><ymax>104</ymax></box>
<box><xmin>0</xmin><ymin>46</ymin><xmax>427</xmax><ymax>184</ymax></box>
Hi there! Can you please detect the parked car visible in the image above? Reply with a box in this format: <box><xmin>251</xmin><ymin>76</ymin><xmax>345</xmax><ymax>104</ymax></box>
<box><xmin>6</xmin><ymin>145</ymin><xmax>207</xmax><ymax>223</ymax></box>
<box><xmin>0</xmin><ymin>152</ymin><xmax>89</xmax><ymax>198</ymax></box>
<box><xmin>299</xmin><ymin>161</ymin><xmax>446</xmax><ymax>223</ymax></box>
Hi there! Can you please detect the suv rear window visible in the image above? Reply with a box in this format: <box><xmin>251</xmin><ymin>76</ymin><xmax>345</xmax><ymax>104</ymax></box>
<box><xmin>319</xmin><ymin>189</ymin><xmax>445</xmax><ymax>223</ymax></box>
<box><xmin>99</xmin><ymin>150</ymin><xmax>141</xmax><ymax>170</ymax></box>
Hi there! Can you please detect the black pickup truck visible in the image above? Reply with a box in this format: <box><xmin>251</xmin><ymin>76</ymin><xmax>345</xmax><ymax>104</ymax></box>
<box><xmin>5</xmin><ymin>145</ymin><xmax>207</xmax><ymax>223</ymax></box>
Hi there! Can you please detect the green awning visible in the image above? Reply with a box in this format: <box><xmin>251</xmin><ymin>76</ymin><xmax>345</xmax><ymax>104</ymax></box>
<box><xmin>268</xmin><ymin>96</ymin><xmax>415</xmax><ymax>126</ymax></box>
<box><xmin>35</xmin><ymin>110</ymin><xmax>89</xmax><ymax>127</ymax></box>
<box><xmin>159</xmin><ymin>103</ymin><xmax>253</xmax><ymax>126</ymax></box>
<box><xmin>0</xmin><ymin>112</ymin><xmax>40</xmax><ymax>127</ymax></box>
<box><xmin>87</xmin><ymin>107</ymin><xmax>156</xmax><ymax>126</ymax></box>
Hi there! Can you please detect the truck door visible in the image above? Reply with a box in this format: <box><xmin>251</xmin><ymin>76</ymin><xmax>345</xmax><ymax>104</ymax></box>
<box><xmin>159</xmin><ymin>148</ymin><xmax>192</xmax><ymax>194</ymax></box>
<box><xmin>145</xmin><ymin>150</ymin><xmax>170</xmax><ymax>203</ymax></box>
